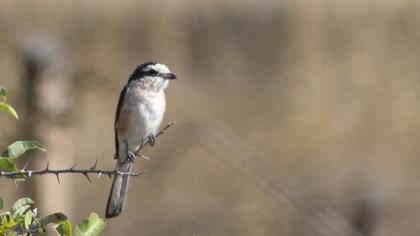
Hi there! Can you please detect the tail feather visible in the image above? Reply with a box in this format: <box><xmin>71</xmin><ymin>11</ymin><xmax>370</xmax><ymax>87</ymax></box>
<box><xmin>105</xmin><ymin>161</ymin><xmax>132</xmax><ymax>218</ymax></box>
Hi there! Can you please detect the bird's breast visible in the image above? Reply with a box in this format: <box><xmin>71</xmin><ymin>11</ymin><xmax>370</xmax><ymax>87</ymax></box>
<box><xmin>118</xmin><ymin>90</ymin><xmax>166</xmax><ymax>150</ymax></box>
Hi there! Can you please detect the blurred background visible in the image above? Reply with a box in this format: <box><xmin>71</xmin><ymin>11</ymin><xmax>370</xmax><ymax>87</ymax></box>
<box><xmin>1</xmin><ymin>0</ymin><xmax>420</xmax><ymax>235</ymax></box>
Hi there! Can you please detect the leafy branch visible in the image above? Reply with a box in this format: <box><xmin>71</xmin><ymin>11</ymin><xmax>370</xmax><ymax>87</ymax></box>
<box><xmin>0</xmin><ymin>196</ymin><xmax>105</xmax><ymax>236</ymax></box>
<box><xmin>1</xmin><ymin>86</ymin><xmax>106</xmax><ymax>236</ymax></box>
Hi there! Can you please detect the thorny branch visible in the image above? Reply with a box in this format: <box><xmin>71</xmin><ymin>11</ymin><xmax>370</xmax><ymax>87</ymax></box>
<box><xmin>137</xmin><ymin>121</ymin><xmax>176</xmax><ymax>151</ymax></box>
<box><xmin>0</xmin><ymin>160</ymin><xmax>144</xmax><ymax>184</ymax></box>
<box><xmin>0</xmin><ymin>121</ymin><xmax>176</xmax><ymax>183</ymax></box>
<box><xmin>133</xmin><ymin>121</ymin><xmax>176</xmax><ymax>158</ymax></box>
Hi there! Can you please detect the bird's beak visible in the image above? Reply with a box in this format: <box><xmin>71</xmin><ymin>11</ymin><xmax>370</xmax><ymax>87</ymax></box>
<box><xmin>162</xmin><ymin>73</ymin><xmax>177</xmax><ymax>80</ymax></box>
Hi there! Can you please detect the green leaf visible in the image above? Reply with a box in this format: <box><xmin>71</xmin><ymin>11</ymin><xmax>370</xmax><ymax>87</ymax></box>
<box><xmin>0</xmin><ymin>196</ymin><xmax>3</xmax><ymax>210</ymax></box>
<box><xmin>24</xmin><ymin>211</ymin><xmax>33</xmax><ymax>229</ymax></box>
<box><xmin>39</xmin><ymin>212</ymin><xmax>67</xmax><ymax>227</ymax></box>
<box><xmin>54</xmin><ymin>220</ymin><xmax>71</xmax><ymax>236</ymax></box>
<box><xmin>1</xmin><ymin>212</ymin><xmax>14</xmax><ymax>228</ymax></box>
<box><xmin>0</xmin><ymin>158</ymin><xmax>18</xmax><ymax>172</ymax></box>
<box><xmin>0</xmin><ymin>158</ymin><xmax>25</xmax><ymax>180</ymax></box>
<box><xmin>14</xmin><ymin>205</ymin><xmax>30</xmax><ymax>218</ymax></box>
<box><xmin>74</xmin><ymin>213</ymin><xmax>106</xmax><ymax>236</ymax></box>
<box><xmin>11</xmin><ymin>198</ymin><xmax>34</xmax><ymax>217</ymax></box>
<box><xmin>0</xmin><ymin>102</ymin><xmax>18</xmax><ymax>119</ymax></box>
<box><xmin>0</xmin><ymin>87</ymin><xmax>6</xmax><ymax>102</ymax></box>
<box><xmin>2</xmin><ymin>140</ymin><xmax>46</xmax><ymax>160</ymax></box>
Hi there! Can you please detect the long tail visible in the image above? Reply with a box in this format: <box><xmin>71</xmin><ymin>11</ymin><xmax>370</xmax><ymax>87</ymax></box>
<box><xmin>105</xmin><ymin>159</ymin><xmax>132</xmax><ymax>218</ymax></box>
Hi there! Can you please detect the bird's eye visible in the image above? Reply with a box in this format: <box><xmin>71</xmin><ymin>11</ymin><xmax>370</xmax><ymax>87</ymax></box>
<box><xmin>147</xmin><ymin>69</ymin><xmax>159</xmax><ymax>75</ymax></box>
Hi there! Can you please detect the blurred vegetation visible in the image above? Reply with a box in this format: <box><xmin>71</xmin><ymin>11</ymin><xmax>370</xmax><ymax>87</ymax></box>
<box><xmin>0</xmin><ymin>87</ymin><xmax>105</xmax><ymax>236</ymax></box>
<box><xmin>0</xmin><ymin>196</ymin><xmax>105</xmax><ymax>236</ymax></box>
<box><xmin>1</xmin><ymin>0</ymin><xmax>420</xmax><ymax>235</ymax></box>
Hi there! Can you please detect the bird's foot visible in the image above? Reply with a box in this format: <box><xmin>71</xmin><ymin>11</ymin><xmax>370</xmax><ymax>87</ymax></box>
<box><xmin>148</xmin><ymin>134</ymin><xmax>156</xmax><ymax>146</ymax></box>
<box><xmin>124</xmin><ymin>151</ymin><xmax>137</xmax><ymax>164</ymax></box>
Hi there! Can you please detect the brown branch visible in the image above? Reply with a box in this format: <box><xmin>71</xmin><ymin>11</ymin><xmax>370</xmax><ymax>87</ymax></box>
<box><xmin>155</xmin><ymin>121</ymin><xmax>176</xmax><ymax>138</ymax></box>
<box><xmin>133</xmin><ymin>121</ymin><xmax>176</xmax><ymax>156</ymax></box>
<box><xmin>0</xmin><ymin>160</ymin><xmax>144</xmax><ymax>183</ymax></box>
<box><xmin>1</xmin><ymin>121</ymin><xmax>175</xmax><ymax>183</ymax></box>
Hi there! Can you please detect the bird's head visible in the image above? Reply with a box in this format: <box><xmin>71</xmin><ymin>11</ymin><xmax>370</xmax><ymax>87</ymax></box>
<box><xmin>128</xmin><ymin>61</ymin><xmax>177</xmax><ymax>91</ymax></box>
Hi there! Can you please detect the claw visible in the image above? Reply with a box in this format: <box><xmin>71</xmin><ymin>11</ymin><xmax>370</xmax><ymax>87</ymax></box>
<box><xmin>127</xmin><ymin>151</ymin><xmax>136</xmax><ymax>163</ymax></box>
<box><xmin>148</xmin><ymin>134</ymin><xmax>156</xmax><ymax>146</ymax></box>
<box><xmin>121</xmin><ymin>151</ymin><xmax>136</xmax><ymax>164</ymax></box>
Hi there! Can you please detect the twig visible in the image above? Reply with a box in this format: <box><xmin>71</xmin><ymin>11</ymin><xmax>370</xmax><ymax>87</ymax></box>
<box><xmin>0</xmin><ymin>160</ymin><xmax>144</xmax><ymax>183</ymax></box>
<box><xmin>134</xmin><ymin>121</ymin><xmax>176</xmax><ymax>155</ymax></box>
<box><xmin>155</xmin><ymin>121</ymin><xmax>176</xmax><ymax>138</ymax></box>
<box><xmin>0</xmin><ymin>121</ymin><xmax>175</xmax><ymax>183</ymax></box>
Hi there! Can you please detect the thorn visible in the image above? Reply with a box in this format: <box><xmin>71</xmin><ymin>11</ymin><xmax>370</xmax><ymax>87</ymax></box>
<box><xmin>92</xmin><ymin>160</ymin><xmax>98</xmax><ymax>169</ymax></box>
<box><xmin>45</xmin><ymin>161</ymin><xmax>50</xmax><ymax>171</ymax></box>
<box><xmin>22</xmin><ymin>161</ymin><xmax>29</xmax><ymax>171</ymax></box>
<box><xmin>107</xmin><ymin>173</ymin><xmax>112</xmax><ymax>179</ymax></box>
<box><xmin>28</xmin><ymin>171</ymin><xmax>32</xmax><ymax>177</ymax></box>
<box><xmin>139</xmin><ymin>154</ymin><xmax>150</xmax><ymax>160</ymax></box>
<box><xmin>134</xmin><ymin>150</ymin><xmax>150</xmax><ymax>160</ymax></box>
<box><xmin>97</xmin><ymin>172</ymin><xmax>102</xmax><ymax>178</ymax></box>
<box><xmin>70</xmin><ymin>164</ymin><xmax>76</xmax><ymax>170</ymax></box>
<box><xmin>84</xmin><ymin>173</ymin><xmax>92</xmax><ymax>183</ymax></box>
<box><xmin>55</xmin><ymin>173</ymin><xmax>60</xmax><ymax>183</ymax></box>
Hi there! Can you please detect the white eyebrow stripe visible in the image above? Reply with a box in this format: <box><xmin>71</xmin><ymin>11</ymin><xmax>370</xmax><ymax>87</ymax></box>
<box><xmin>145</xmin><ymin>63</ymin><xmax>170</xmax><ymax>74</ymax></box>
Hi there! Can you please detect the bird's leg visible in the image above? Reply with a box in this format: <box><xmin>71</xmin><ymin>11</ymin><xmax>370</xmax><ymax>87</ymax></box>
<box><xmin>134</xmin><ymin>137</ymin><xmax>150</xmax><ymax>160</ymax></box>
<box><xmin>148</xmin><ymin>134</ymin><xmax>156</xmax><ymax>146</ymax></box>
<box><xmin>139</xmin><ymin>137</ymin><xmax>145</xmax><ymax>151</ymax></box>
<box><xmin>123</xmin><ymin>140</ymin><xmax>136</xmax><ymax>164</ymax></box>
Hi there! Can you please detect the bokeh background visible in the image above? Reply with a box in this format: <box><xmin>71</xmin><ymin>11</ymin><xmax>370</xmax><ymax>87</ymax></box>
<box><xmin>1</xmin><ymin>0</ymin><xmax>420</xmax><ymax>235</ymax></box>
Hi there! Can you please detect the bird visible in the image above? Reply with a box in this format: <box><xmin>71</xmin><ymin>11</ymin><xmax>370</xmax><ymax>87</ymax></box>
<box><xmin>106</xmin><ymin>61</ymin><xmax>177</xmax><ymax>218</ymax></box>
